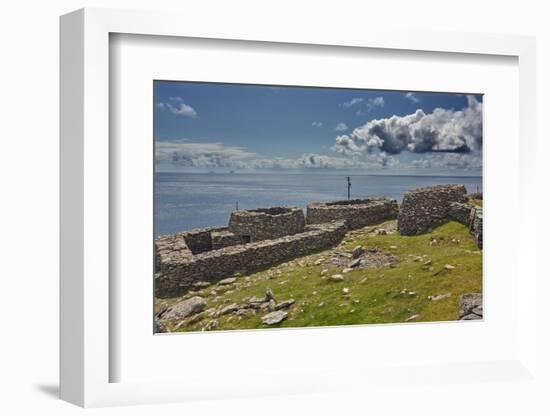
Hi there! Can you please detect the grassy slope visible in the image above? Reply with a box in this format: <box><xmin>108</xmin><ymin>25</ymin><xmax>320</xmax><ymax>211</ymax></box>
<box><xmin>157</xmin><ymin>220</ymin><xmax>482</xmax><ymax>332</ymax></box>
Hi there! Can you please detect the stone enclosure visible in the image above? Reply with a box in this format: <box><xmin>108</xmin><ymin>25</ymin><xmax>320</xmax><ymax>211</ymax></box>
<box><xmin>307</xmin><ymin>197</ymin><xmax>398</xmax><ymax>230</ymax></box>
<box><xmin>155</xmin><ymin>184</ymin><xmax>482</xmax><ymax>297</ymax></box>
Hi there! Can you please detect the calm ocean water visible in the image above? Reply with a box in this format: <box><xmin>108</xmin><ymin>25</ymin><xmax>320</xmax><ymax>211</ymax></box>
<box><xmin>154</xmin><ymin>172</ymin><xmax>482</xmax><ymax>236</ymax></box>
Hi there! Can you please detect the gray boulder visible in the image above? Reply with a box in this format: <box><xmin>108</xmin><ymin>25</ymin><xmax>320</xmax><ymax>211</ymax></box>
<box><xmin>261</xmin><ymin>310</ymin><xmax>288</xmax><ymax>325</ymax></box>
<box><xmin>458</xmin><ymin>293</ymin><xmax>482</xmax><ymax>319</ymax></box>
<box><xmin>162</xmin><ymin>296</ymin><xmax>207</xmax><ymax>320</ymax></box>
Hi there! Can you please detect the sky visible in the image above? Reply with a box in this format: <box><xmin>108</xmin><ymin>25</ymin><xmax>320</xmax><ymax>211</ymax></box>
<box><xmin>154</xmin><ymin>81</ymin><xmax>483</xmax><ymax>175</ymax></box>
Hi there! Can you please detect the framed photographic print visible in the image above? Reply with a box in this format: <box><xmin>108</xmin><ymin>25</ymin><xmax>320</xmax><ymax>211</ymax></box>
<box><xmin>152</xmin><ymin>81</ymin><xmax>484</xmax><ymax>334</ymax></box>
<box><xmin>60</xmin><ymin>7</ymin><xmax>539</xmax><ymax>408</ymax></box>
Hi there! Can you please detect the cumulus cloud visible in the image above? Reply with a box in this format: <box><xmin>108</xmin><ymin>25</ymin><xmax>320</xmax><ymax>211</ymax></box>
<box><xmin>409</xmin><ymin>153</ymin><xmax>482</xmax><ymax>170</ymax></box>
<box><xmin>312</xmin><ymin>121</ymin><xmax>323</xmax><ymax>128</ymax></box>
<box><xmin>404</xmin><ymin>92</ymin><xmax>420</xmax><ymax>103</ymax></box>
<box><xmin>157</xmin><ymin>97</ymin><xmax>198</xmax><ymax>119</ymax></box>
<box><xmin>334</xmin><ymin>122</ymin><xmax>348</xmax><ymax>131</ymax></box>
<box><xmin>342</xmin><ymin>98</ymin><xmax>363</xmax><ymax>108</ymax></box>
<box><xmin>332</xmin><ymin>95</ymin><xmax>482</xmax><ymax>156</ymax></box>
<box><xmin>366</xmin><ymin>96</ymin><xmax>385</xmax><ymax>112</ymax></box>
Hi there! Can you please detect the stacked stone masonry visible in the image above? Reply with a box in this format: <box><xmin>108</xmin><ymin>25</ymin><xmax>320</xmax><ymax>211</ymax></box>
<box><xmin>155</xmin><ymin>186</ymin><xmax>483</xmax><ymax>297</ymax></box>
<box><xmin>228</xmin><ymin>206</ymin><xmax>305</xmax><ymax>242</ymax></box>
<box><xmin>398</xmin><ymin>184</ymin><xmax>467</xmax><ymax>235</ymax></box>
<box><xmin>306</xmin><ymin>197</ymin><xmax>398</xmax><ymax>230</ymax></box>
<box><xmin>156</xmin><ymin>220</ymin><xmax>346</xmax><ymax>296</ymax></box>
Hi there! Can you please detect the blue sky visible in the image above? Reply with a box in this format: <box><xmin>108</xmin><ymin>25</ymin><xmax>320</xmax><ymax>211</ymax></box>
<box><xmin>154</xmin><ymin>81</ymin><xmax>483</xmax><ymax>175</ymax></box>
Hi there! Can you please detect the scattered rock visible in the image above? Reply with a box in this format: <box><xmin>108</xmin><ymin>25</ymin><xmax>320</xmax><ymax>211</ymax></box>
<box><xmin>202</xmin><ymin>319</ymin><xmax>219</xmax><ymax>331</ymax></box>
<box><xmin>389</xmin><ymin>245</ymin><xmax>397</xmax><ymax>249</ymax></box>
<box><xmin>275</xmin><ymin>299</ymin><xmax>295</xmax><ymax>310</ymax></box>
<box><xmin>261</xmin><ymin>310</ymin><xmax>288</xmax><ymax>325</ymax></box>
<box><xmin>342</xmin><ymin>288</ymin><xmax>350</xmax><ymax>295</ymax></box>
<box><xmin>162</xmin><ymin>296</ymin><xmax>207</xmax><ymax>320</ymax></box>
<box><xmin>428</xmin><ymin>293</ymin><xmax>451</xmax><ymax>301</ymax></box>
<box><xmin>265</xmin><ymin>287</ymin><xmax>275</xmax><ymax>302</ymax></box>
<box><xmin>376</xmin><ymin>229</ymin><xmax>387</xmax><ymax>235</ymax></box>
<box><xmin>352</xmin><ymin>245</ymin><xmax>365</xmax><ymax>259</ymax></box>
<box><xmin>314</xmin><ymin>258</ymin><xmax>324</xmax><ymax>265</ymax></box>
<box><xmin>320</xmin><ymin>269</ymin><xmax>329</xmax><ymax>276</ymax></box>
<box><xmin>193</xmin><ymin>281</ymin><xmax>211</xmax><ymax>288</ymax></box>
<box><xmin>342</xmin><ymin>268</ymin><xmax>354</xmax><ymax>274</ymax></box>
<box><xmin>405</xmin><ymin>314</ymin><xmax>420</xmax><ymax>322</ymax></box>
<box><xmin>154</xmin><ymin>319</ymin><xmax>168</xmax><ymax>333</ymax></box>
<box><xmin>219</xmin><ymin>277</ymin><xmax>237</xmax><ymax>285</ymax></box>
<box><xmin>349</xmin><ymin>258</ymin><xmax>362</xmax><ymax>268</ymax></box>
<box><xmin>460</xmin><ymin>313</ymin><xmax>482</xmax><ymax>320</ymax></box>
<box><xmin>331</xmin><ymin>274</ymin><xmax>344</xmax><ymax>282</ymax></box>
<box><xmin>458</xmin><ymin>293</ymin><xmax>483</xmax><ymax>319</ymax></box>
<box><xmin>219</xmin><ymin>303</ymin><xmax>239</xmax><ymax>315</ymax></box>
<box><xmin>444</xmin><ymin>264</ymin><xmax>456</xmax><ymax>270</ymax></box>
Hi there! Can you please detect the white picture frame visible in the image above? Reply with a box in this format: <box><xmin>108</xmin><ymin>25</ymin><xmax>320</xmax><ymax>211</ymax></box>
<box><xmin>60</xmin><ymin>7</ymin><xmax>538</xmax><ymax>408</ymax></box>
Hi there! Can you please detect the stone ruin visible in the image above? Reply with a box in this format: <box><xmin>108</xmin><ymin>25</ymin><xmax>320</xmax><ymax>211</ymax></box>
<box><xmin>228</xmin><ymin>206</ymin><xmax>305</xmax><ymax>242</ymax></box>
<box><xmin>307</xmin><ymin>197</ymin><xmax>398</xmax><ymax>230</ymax></box>
<box><xmin>397</xmin><ymin>184</ymin><xmax>482</xmax><ymax>248</ymax></box>
<box><xmin>155</xmin><ymin>198</ymin><xmax>400</xmax><ymax>297</ymax></box>
<box><xmin>155</xmin><ymin>186</ymin><xmax>483</xmax><ymax>297</ymax></box>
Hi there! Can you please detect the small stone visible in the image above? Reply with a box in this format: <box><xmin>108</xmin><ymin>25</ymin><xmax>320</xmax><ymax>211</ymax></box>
<box><xmin>275</xmin><ymin>299</ymin><xmax>295</xmax><ymax>310</ymax></box>
<box><xmin>261</xmin><ymin>310</ymin><xmax>288</xmax><ymax>325</ymax></box>
<box><xmin>331</xmin><ymin>274</ymin><xmax>344</xmax><ymax>282</ymax></box>
<box><xmin>219</xmin><ymin>277</ymin><xmax>237</xmax><ymax>285</ymax></box>
<box><xmin>460</xmin><ymin>313</ymin><xmax>482</xmax><ymax>320</ymax></box>
<box><xmin>405</xmin><ymin>314</ymin><xmax>420</xmax><ymax>322</ymax></box>
<box><xmin>154</xmin><ymin>319</ymin><xmax>168</xmax><ymax>333</ymax></box>
<box><xmin>349</xmin><ymin>258</ymin><xmax>362</xmax><ymax>268</ymax></box>
<box><xmin>202</xmin><ymin>319</ymin><xmax>219</xmax><ymax>331</ymax></box>
<box><xmin>389</xmin><ymin>245</ymin><xmax>397</xmax><ymax>249</ymax></box>
<box><xmin>472</xmin><ymin>306</ymin><xmax>483</xmax><ymax>316</ymax></box>
<box><xmin>377</xmin><ymin>229</ymin><xmax>387</xmax><ymax>235</ymax></box>
<box><xmin>318</xmin><ymin>302</ymin><xmax>324</xmax><ymax>307</ymax></box>
<box><xmin>352</xmin><ymin>245</ymin><xmax>365</xmax><ymax>259</ymax></box>
<box><xmin>248</xmin><ymin>296</ymin><xmax>265</xmax><ymax>304</ymax></box>
<box><xmin>342</xmin><ymin>268</ymin><xmax>353</xmax><ymax>274</ymax></box>
<box><xmin>444</xmin><ymin>264</ymin><xmax>456</xmax><ymax>270</ymax></box>
<box><xmin>193</xmin><ymin>281</ymin><xmax>211</xmax><ymax>288</ymax></box>
<box><xmin>219</xmin><ymin>303</ymin><xmax>239</xmax><ymax>315</ymax></box>
<box><xmin>342</xmin><ymin>288</ymin><xmax>350</xmax><ymax>295</ymax></box>
<box><xmin>428</xmin><ymin>293</ymin><xmax>451</xmax><ymax>301</ymax></box>
<box><xmin>320</xmin><ymin>269</ymin><xmax>329</xmax><ymax>275</ymax></box>
<box><xmin>265</xmin><ymin>287</ymin><xmax>275</xmax><ymax>301</ymax></box>
<box><xmin>314</xmin><ymin>259</ymin><xmax>323</xmax><ymax>265</ymax></box>
<box><xmin>423</xmin><ymin>260</ymin><xmax>432</xmax><ymax>266</ymax></box>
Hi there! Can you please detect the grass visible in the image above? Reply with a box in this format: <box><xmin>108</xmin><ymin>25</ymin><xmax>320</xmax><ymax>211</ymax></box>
<box><xmin>470</xmin><ymin>198</ymin><xmax>483</xmax><ymax>207</ymax></box>
<box><xmin>156</xmin><ymin>220</ymin><xmax>482</xmax><ymax>332</ymax></box>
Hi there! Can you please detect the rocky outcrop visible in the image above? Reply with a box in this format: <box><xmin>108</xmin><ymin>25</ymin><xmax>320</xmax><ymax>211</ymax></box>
<box><xmin>398</xmin><ymin>184</ymin><xmax>467</xmax><ymax>235</ymax></box>
<box><xmin>307</xmin><ymin>197</ymin><xmax>398</xmax><ymax>230</ymax></box>
<box><xmin>458</xmin><ymin>293</ymin><xmax>482</xmax><ymax>320</ymax></box>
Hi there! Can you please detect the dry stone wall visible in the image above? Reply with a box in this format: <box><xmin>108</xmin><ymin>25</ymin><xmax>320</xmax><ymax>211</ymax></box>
<box><xmin>156</xmin><ymin>220</ymin><xmax>346</xmax><ymax>297</ymax></box>
<box><xmin>398</xmin><ymin>185</ymin><xmax>467</xmax><ymax>235</ymax></box>
<box><xmin>228</xmin><ymin>206</ymin><xmax>305</xmax><ymax>242</ymax></box>
<box><xmin>306</xmin><ymin>197</ymin><xmax>398</xmax><ymax>230</ymax></box>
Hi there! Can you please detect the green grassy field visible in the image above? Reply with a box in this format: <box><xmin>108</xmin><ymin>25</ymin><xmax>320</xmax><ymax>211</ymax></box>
<box><xmin>156</xmin><ymin>219</ymin><xmax>482</xmax><ymax>332</ymax></box>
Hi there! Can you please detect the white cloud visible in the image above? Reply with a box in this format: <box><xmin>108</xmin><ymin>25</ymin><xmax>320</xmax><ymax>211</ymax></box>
<box><xmin>312</xmin><ymin>121</ymin><xmax>323</xmax><ymax>128</ymax></box>
<box><xmin>404</xmin><ymin>92</ymin><xmax>420</xmax><ymax>103</ymax></box>
<box><xmin>334</xmin><ymin>122</ymin><xmax>348</xmax><ymax>131</ymax></box>
<box><xmin>408</xmin><ymin>153</ymin><xmax>482</xmax><ymax>170</ymax></box>
<box><xmin>156</xmin><ymin>140</ymin><xmax>395</xmax><ymax>170</ymax></box>
<box><xmin>156</xmin><ymin>140</ymin><xmax>256</xmax><ymax>168</ymax></box>
<box><xmin>332</xmin><ymin>95</ymin><xmax>482</xmax><ymax>156</ymax></box>
<box><xmin>157</xmin><ymin>97</ymin><xmax>198</xmax><ymax>119</ymax></box>
<box><xmin>342</xmin><ymin>98</ymin><xmax>363</xmax><ymax>108</ymax></box>
<box><xmin>366</xmin><ymin>96</ymin><xmax>385</xmax><ymax>112</ymax></box>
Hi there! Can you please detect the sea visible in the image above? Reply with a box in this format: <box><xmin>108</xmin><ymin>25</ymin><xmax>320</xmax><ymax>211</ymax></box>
<box><xmin>154</xmin><ymin>172</ymin><xmax>482</xmax><ymax>236</ymax></box>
